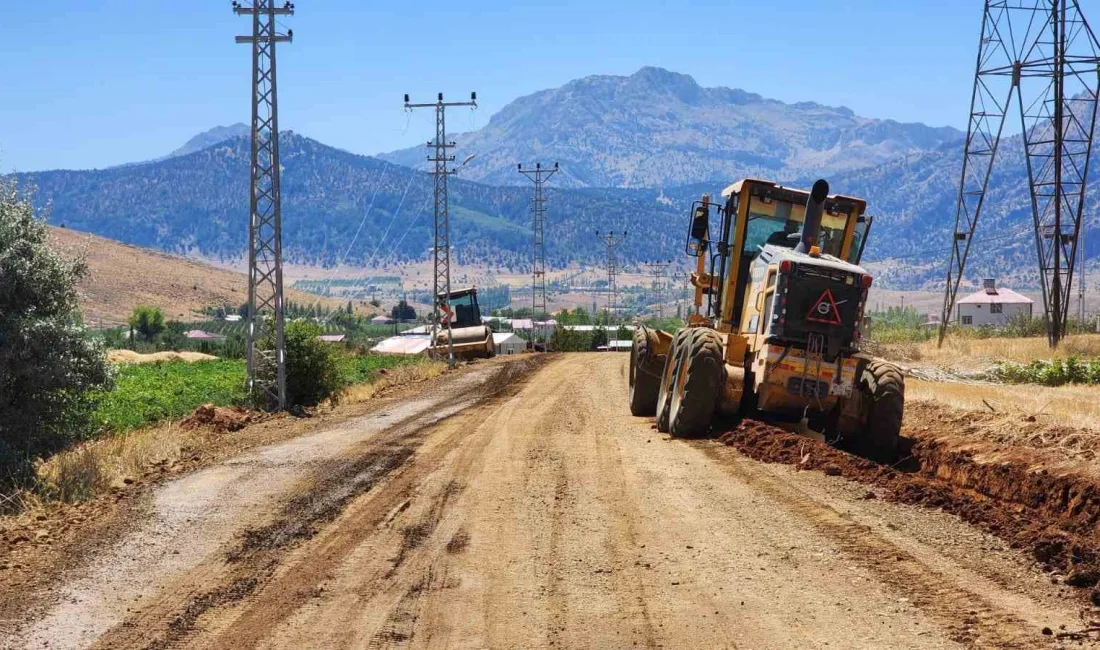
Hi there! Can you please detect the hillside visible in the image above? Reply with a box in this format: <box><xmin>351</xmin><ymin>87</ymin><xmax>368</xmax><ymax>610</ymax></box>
<box><xmin>381</xmin><ymin>67</ymin><xmax>963</xmax><ymax>188</ymax></box>
<box><xmin>47</xmin><ymin>227</ymin><xmax>343</xmax><ymax>327</ymax></box>
<box><xmin>16</xmin><ymin>134</ymin><xmax>684</xmax><ymax>270</ymax></box>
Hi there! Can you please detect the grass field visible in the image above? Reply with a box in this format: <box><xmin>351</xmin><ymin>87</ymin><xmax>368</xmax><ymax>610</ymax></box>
<box><xmin>90</xmin><ymin>353</ymin><xmax>428</xmax><ymax>436</ymax></box>
<box><xmin>91</xmin><ymin>360</ymin><xmax>247</xmax><ymax>435</ymax></box>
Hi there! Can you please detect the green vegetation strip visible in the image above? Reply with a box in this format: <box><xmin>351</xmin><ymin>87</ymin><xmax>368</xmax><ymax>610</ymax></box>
<box><xmin>91</xmin><ymin>360</ymin><xmax>247</xmax><ymax>434</ymax></box>
<box><xmin>990</xmin><ymin>357</ymin><xmax>1100</xmax><ymax>387</ymax></box>
<box><xmin>91</xmin><ymin>354</ymin><xmax>424</xmax><ymax>436</ymax></box>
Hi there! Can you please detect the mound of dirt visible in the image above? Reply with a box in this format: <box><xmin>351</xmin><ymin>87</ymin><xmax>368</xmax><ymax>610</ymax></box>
<box><xmin>181</xmin><ymin>404</ymin><xmax>256</xmax><ymax>433</ymax></box>
<box><xmin>108</xmin><ymin>350</ymin><xmax>218</xmax><ymax>364</ymax></box>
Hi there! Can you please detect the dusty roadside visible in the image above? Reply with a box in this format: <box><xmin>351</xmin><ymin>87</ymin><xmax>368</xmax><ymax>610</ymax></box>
<box><xmin>0</xmin><ymin>356</ymin><xmax>532</xmax><ymax>638</ymax></box>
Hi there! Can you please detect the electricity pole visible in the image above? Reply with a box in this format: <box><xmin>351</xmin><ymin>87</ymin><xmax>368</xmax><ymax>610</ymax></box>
<box><xmin>938</xmin><ymin>0</ymin><xmax>1100</xmax><ymax>348</ymax></box>
<box><xmin>598</xmin><ymin>231</ymin><xmax>627</xmax><ymax>328</ymax></box>
<box><xmin>518</xmin><ymin>162</ymin><xmax>558</xmax><ymax>348</ymax></box>
<box><xmin>404</xmin><ymin>92</ymin><xmax>477</xmax><ymax>368</ymax></box>
<box><xmin>233</xmin><ymin>0</ymin><xmax>293</xmax><ymax>410</ymax></box>
<box><xmin>645</xmin><ymin>260</ymin><xmax>672</xmax><ymax>319</ymax></box>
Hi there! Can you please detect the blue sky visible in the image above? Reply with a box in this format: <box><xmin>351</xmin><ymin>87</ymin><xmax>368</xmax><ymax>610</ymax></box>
<box><xmin>0</xmin><ymin>1</ymin><xmax>1070</xmax><ymax>172</ymax></box>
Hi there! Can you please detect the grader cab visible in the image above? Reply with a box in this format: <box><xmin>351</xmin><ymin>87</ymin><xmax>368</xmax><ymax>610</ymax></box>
<box><xmin>628</xmin><ymin>178</ymin><xmax>904</xmax><ymax>462</ymax></box>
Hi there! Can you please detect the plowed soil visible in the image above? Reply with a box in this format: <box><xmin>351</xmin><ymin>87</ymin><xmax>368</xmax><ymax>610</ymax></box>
<box><xmin>5</xmin><ymin>354</ymin><xmax>1100</xmax><ymax>649</ymax></box>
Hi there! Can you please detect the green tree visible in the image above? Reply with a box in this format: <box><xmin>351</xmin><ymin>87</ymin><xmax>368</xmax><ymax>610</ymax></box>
<box><xmin>0</xmin><ymin>179</ymin><xmax>113</xmax><ymax>483</ymax></box>
<box><xmin>391</xmin><ymin>300</ymin><xmax>416</xmax><ymax>321</ymax></box>
<box><xmin>128</xmin><ymin>305</ymin><xmax>165</xmax><ymax>342</ymax></box>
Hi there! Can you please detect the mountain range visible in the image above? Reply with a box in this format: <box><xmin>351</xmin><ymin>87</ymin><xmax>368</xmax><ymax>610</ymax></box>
<box><xmin>380</xmin><ymin>67</ymin><xmax>964</xmax><ymax>189</ymax></box>
<box><xmin>7</xmin><ymin>66</ymin><xmax>1093</xmax><ymax>291</ymax></box>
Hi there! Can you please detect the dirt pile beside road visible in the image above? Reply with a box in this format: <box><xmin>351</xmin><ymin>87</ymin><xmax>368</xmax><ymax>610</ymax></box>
<box><xmin>717</xmin><ymin>406</ymin><xmax>1100</xmax><ymax>602</ymax></box>
<box><xmin>180</xmin><ymin>404</ymin><xmax>257</xmax><ymax>433</ymax></box>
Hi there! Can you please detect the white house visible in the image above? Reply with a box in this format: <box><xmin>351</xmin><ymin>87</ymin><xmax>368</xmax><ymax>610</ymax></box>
<box><xmin>493</xmin><ymin>332</ymin><xmax>527</xmax><ymax>355</ymax></box>
<box><xmin>956</xmin><ymin>279</ymin><xmax>1033</xmax><ymax>327</ymax></box>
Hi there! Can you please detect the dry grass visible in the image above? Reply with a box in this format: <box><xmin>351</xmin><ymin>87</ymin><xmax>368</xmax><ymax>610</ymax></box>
<box><xmin>908</xmin><ymin>378</ymin><xmax>1100</xmax><ymax>431</ymax></box>
<box><xmin>343</xmin><ymin>361</ymin><xmax>447</xmax><ymax>403</ymax></box>
<box><xmin>107</xmin><ymin>350</ymin><xmax>218</xmax><ymax>364</ymax></box>
<box><xmin>49</xmin><ymin>227</ymin><xmax>347</xmax><ymax>326</ymax></box>
<box><xmin>31</xmin><ymin>422</ymin><xmax>208</xmax><ymax>505</ymax></box>
<box><xmin>879</xmin><ymin>333</ymin><xmax>1100</xmax><ymax>370</ymax></box>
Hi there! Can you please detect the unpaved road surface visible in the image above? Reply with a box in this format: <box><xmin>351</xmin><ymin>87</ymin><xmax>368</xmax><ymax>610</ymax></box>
<box><xmin>7</xmin><ymin>354</ymin><xmax>1090</xmax><ymax>649</ymax></box>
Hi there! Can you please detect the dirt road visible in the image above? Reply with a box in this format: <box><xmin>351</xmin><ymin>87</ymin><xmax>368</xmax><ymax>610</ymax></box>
<box><xmin>9</xmin><ymin>354</ymin><xmax>1088</xmax><ymax>648</ymax></box>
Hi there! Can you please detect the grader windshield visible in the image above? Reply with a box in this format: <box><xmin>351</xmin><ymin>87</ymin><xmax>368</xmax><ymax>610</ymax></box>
<box><xmin>725</xmin><ymin>179</ymin><xmax>868</xmax><ymax>264</ymax></box>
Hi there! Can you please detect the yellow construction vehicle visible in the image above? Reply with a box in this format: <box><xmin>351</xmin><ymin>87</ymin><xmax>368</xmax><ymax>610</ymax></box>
<box><xmin>628</xmin><ymin>178</ymin><xmax>904</xmax><ymax>462</ymax></box>
<box><xmin>433</xmin><ymin>287</ymin><xmax>495</xmax><ymax>360</ymax></box>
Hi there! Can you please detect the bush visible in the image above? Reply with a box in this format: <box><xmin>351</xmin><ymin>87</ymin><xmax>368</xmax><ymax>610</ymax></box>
<box><xmin>0</xmin><ymin>179</ymin><xmax>113</xmax><ymax>485</ymax></box>
<box><xmin>278</xmin><ymin>321</ymin><xmax>349</xmax><ymax>407</ymax></box>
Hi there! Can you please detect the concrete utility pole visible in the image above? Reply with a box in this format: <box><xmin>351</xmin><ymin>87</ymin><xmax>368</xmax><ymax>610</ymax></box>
<box><xmin>518</xmin><ymin>162</ymin><xmax>558</xmax><ymax>348</ymax></box>
<box><xmin>598</xmin><ymin>231</ymin><xmax>627</xmax><ymax>327</ymax></box>
<box><xmin>645</xmin><ymin>260</ymin><xmax>672</xmax><ymax>319</ymax></box>
<box><xmin>233</xmin><ymin>0</ymin><xmax>293</xmax><ymax>410</ymax></box>
<box><xmin>404</xmin><ymin>92</ymin><xmax>477</xmax><ymax>369</ymax></box>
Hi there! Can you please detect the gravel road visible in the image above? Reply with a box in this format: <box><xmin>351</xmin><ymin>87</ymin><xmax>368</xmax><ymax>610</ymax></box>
<box><xmin>9</xmin><ymin>354</ymin><xmax>1085</xmax><ymax>649</ymax></box>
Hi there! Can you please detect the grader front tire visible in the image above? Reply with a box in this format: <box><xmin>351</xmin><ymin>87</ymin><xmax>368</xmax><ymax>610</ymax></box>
<box><xmin>656</xmin><ymin>329</ymin><xmax>693</xmax><ymax>432</ymax></box>
<box><xmin>668</xmin><ymin>329</ymin><xmax>725</xmax><ymax>438</ymax></box>
<box><xmin>629</xmin><ymin>328</ymin><xmax>662</xmax><ymax>416</ymax></box>
<box><xmin>852</xmin><ymin>360</ymin><xmax>904</xmax><ymax>464</ymax></box>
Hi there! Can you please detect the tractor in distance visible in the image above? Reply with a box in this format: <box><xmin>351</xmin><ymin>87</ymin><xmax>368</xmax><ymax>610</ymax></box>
<box><xmin>433</xmin><ymin>287</ymin><xmax>495</xmax><ymax>360</ymax></box>
<box><xmin>627</xmin><ymin>178</ymin><xmax>904</xmax><ymax>462</ymax></box>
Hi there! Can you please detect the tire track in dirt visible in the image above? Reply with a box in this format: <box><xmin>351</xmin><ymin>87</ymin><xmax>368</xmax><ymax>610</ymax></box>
<box><xmin>699</xmin><ymin>441</ymin><xmax>1040</xmax><ymax>648</ymax></box>
<box><xmin>83</xmin><ymin>357</ymin><xmax>546</xmax><ymax>650</ymax></box>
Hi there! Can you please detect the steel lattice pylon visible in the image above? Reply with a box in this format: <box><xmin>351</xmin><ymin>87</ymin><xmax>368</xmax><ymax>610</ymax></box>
<box><xmin>404</xmin><ymin>93</ymin><xmax>477</xmax><ymax>368</ymax></box>
<box><xmin>234</xmin><ymin>1</ymin><xmax>293</xmax><ymax>409</ymax></box>
<box><xmin>518</xmin><ymin>162</ymin><xmax>558</xmax><ymax>347</ymax></box>
<box><xmin>598</xmin><ymin>231</ymin><xmax>627</xmax><ymax>327</ymax></box>
<box><xmin>940</xmin><ymin>0</ymin><xmax>1100</xmax><ymax>348</ymax></box>
<box><xmin>645</xmin><ymin>260</ymin><xmax>672</xmax><ymax>318</ymax></box>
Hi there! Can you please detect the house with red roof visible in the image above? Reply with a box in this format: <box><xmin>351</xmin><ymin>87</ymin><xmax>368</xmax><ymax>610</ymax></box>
<box><xmin>956</xmin><ymin>279</ymin><xmax>1033</xmax><ymax>327</ymax></box>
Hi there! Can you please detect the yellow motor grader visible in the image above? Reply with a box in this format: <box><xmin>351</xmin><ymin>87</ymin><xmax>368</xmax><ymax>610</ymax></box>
<box><xmin>628</xmin><ymin>178</ymin><xmax>904</xmax><ymax>462</ymax></box>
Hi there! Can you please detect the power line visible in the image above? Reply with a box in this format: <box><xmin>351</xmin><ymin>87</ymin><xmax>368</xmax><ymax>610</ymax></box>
<box><xmin>232</xmin><ymin>0</ymin><xmax>294</xmax><ymax>410</ymax></box>
<box><xmin>518</xmin><ymin>161</ymin><xmax>558</xmax><ymax>348</ymax></box>
<box><xmin>403</xmin><ymin>91</ymin><xmax>478</xmax><ymax>369</ymax></box>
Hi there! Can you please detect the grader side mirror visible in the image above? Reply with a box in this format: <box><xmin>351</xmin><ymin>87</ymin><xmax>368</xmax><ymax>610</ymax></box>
<box><xmin>690</xmin><ymin>204</ymin><xmax>709</xmax><ymax>241</ymax></box>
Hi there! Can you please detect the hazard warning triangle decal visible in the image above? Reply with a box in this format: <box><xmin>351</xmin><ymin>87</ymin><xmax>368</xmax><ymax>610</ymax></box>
<box><xmin>806</xmin><ymin>288</ymin><xmax>843</xmax><ymax>325</ymax></box>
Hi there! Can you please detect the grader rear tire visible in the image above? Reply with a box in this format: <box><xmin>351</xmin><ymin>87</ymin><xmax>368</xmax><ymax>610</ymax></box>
<box><xmin>852</xmin><ymin>359</ymin><xmax>904</xmax><ymax>464</ymax></box>
<box><xmin>669</xmin><ymin>328</ymin><xmax>725</xmax><ymax>438</ymax></box>
<box><xmin>628</xmin><ymin>328</ymin><xmax>662</xmax><ymax>416</ymax></box>
<box><xmin>656</xmin><ymin>329</ymin><xmax>693</xmax><ymax>432</ymax></box>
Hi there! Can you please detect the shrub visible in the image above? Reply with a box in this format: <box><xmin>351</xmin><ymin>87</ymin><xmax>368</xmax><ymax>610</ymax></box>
<box><xmin>0</xmin><ymin>179</ymin><xmax>113</xmax><ymax>485</ymax></box>
<box><xmin>278</xmin><ymin>320</ymin><xmax>349</xmax><ymax>408</ymax></box>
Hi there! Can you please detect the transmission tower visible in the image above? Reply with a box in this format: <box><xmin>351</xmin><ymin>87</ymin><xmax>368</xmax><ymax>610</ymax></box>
<box><xmin>518</xmin><ymin>162</ymin><xmax>559</xmax><ymax>347</ymax></box>
<box><xmin>645</xmin><ymin>260</ymin><xmax>672</xmax><ymax>318</ymax></box>
<box><xmin>233</xmin><ymin>0</ymin><xmax>293</xmax><ymax>409</ymax></box>
<box><xmin>939</xmin><ymin>0</ymin><xmax>1100</xmax><ymax>348</ymax></box>
<box><xmin>404</xmin><ymin>92</ymin><xmax>477</xmax><ymax>368</ymax></box>
<box><xmin>598</xmin><ymin>231</ymin><xmax>627</xmax><ymax>326</ymax></box>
